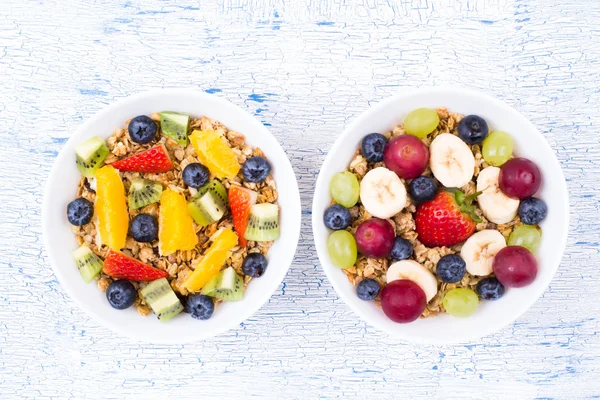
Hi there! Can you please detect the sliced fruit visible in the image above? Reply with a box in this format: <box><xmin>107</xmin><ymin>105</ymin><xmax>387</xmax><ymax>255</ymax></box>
<box><xmin>159</xmin><ymin>111</ymin><xmax>190</xmax><ymax>146</ymax></box>
<box><xmin>95</xmin><ymin>165</ymin><xmax>128</xmax><ymax>250</ymax></box>
<box><xmin>103</xmin><ymin>249</ymin><xmax>169</xmax><ymax>281</ymax></box>
<box><xmin>228</xmin><ymin>186</ymin><xmax>258</xmax><ymax>247</ymax></box>
<box><xmin>210</xmin><ymin>227</ymin><xmax>239</xmax><ymax>251</ymax></box>
<box><xmin>244</xmin><ymin>203</ymin><xmax>280</xmax><ymax>242</ymax></box>
<box><xmin>200</xmin><ymin>266</ymin><xmax>244</xmax><ymax>301</ymax></box>
<box><xmin>386</xmin><ymin>260</ymin><xmax>438</xmax><ymax>302</ymax></box>
<box><xmin>140</xmin><ymin>278</ymin><xmax>184</xmax><ymax>321</ymax></box>
<box><xmin>187</xmin><ymin>180</ymin><xmax>228</xmax><ymax>227</ymax></box>
<box><xmin>128</xmin><ymin>178</ymin><xmax>163</xmax><ymax>210</ymax></box>
<box><xmin>190</xmin><ymin>129</ymin><xmax>240</xmax><ymax>179</ymax></box>
<box><xmin>72</xmin><ymin>245</ymin><xmax>103</xmax><ymax>283</ymax></box>
<box><xmin>111</xmin><ymin>144</ymin><xmax>173</xmax><ymax>173</ymax></box>
<box><xmin>158</xmin><ymin>189</ymin><xmax>198</xmax><ymax>256</ymax></box>
<box><xmin>75</xmin><ymin>136</ymin><xmax>110</xmax><ymax>178</ymax></box>
<box><xmin>476</xmin><ymin>166</ymin><xmax>519</xmax><ymax>224</ymax></box>
<box><xmin>359</xmin><ymin>167</ymin><xmax>407</xmax><ymax>219</ymax></box>
<box><xmin>429</xmin><ymin>133</ymin><xmax>475</xmax><ymax>188</ymax></box>
<box><xmin>460</xmin><ymin>230</ymin><xmax>506</xmax><ymax>276</ymax></box>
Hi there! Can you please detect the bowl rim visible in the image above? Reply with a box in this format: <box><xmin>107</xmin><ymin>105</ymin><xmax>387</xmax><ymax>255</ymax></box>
<box><xmin>311</xmin><ymin>86</ymin><xmax>570</xmax><ymax>344</ymax></box>
<box><xmin>42</xmin><ymin>88</ymin><xmax>301</xmax><ymax>343</ymax></box>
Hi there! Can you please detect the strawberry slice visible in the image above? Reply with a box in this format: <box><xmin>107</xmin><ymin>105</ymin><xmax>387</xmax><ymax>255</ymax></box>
<box><xmin>111</xmin><ymin>144</ymin><xmax>173</xmax><ymax>173</ymax></box>
<box><xmin>103</xmin><ymin>250</ymin><xmax>168</xmax><ymax>281</ymax></box>
<box><xmin>228</xmin><ymin>186</ymin><xmax>257</xmax><ymax>247</ymax></box>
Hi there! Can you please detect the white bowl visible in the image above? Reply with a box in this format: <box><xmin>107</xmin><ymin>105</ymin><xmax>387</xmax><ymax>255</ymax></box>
<box><xmin>312</xmin><ymin>87</ymin><xmax>569</xmax><ymax>344</ymax></box>
<box><xmin>43</xmin><ymin>89</ymin><xmax>301</xmax><ymax>344</ymax></box>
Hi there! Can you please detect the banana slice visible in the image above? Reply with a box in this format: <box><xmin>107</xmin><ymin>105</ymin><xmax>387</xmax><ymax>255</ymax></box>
<box><xmin>386</xmin><ymin>260</ymin><xmax>438</xmax><ymax>302</ymax></box>
<box><xmin>359</xmin><ymin>167</ymin><xmax>407</xmax><ymax>219</ymax></box>
<box><xmin>476</xmin><ymin>166</ymin><xmax>519</xmax><ymax>224</ymax></box>
<box><xmin>460</xmin><ymin>230</ymin><xmax>506</xmax><ymax>276</ymax></box>
<box><xmin>429</xmin><ymin>133</ymin><xmax>475</xmax><ymax>188</ymax></box>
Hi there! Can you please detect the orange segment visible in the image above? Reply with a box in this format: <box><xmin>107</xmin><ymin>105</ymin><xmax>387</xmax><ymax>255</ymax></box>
<box><xmin>190</xmin><ymin>130</ymin><xmax>240</xmax><ymax>179</ymax></box>
<box><xmin>183</xmin><ymin>228</ymin><xmax>238</xmax><ymax>292</ymax></box>
<box><xmin>95</xmin><ymin>166</ymin><xmax>128</xmax><ymax>250</ymax></box>
<box><xmin>158</xmin><ymin>189</ymin><xmax>198</xmax><ymax>256</ymax></box>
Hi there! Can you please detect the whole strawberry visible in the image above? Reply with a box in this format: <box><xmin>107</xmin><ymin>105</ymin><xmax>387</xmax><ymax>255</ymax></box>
<box><xmin>415</xmin><ymin>190</ymin><xmax>481</xmax><ymax>247</ymax></box>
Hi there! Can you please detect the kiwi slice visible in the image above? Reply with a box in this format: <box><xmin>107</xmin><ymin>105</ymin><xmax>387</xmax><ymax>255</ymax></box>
<box><xmin>140</xmin><ymin>278</ymin><xmax>183</xmax><ymax>322</ymax></box>
<box><xmin>75</xmin><ymin>136</ymin><xmax>110</xmax><ymax>178</ymax></box>
<box><xmin>244</xmin><ymin>203</ymin><xmax>280</xmax><ymax>242</ymax></box>
<box><xmin>159</xmin><ymin>111</ymin><xmax>190</xmax><ymax>146</ymax></box>
<box><xmin>128</xmin><ymin>178</ymin><xmax>163</xmax><ymax>210</ymax></box>
<box><xmin>200</xmin><ymin>267</ymin><xmax>244</xmax><ymax>301</ymax></box>
<box><xmin>72</xmin><ymin>244</ymin><xmax>103</xmax><ymax>283</ymax></box>
<box><xmin>187</xmin><ymin>180</ymin><xmax>228</xmax><ymax>226</ymax></box>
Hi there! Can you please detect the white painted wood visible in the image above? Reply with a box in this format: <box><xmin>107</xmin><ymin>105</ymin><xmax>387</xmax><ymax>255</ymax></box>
<box><xmin>1</xmin><ymin>0</ymin><xmax>599</xmax><ymax>398</ymax></box>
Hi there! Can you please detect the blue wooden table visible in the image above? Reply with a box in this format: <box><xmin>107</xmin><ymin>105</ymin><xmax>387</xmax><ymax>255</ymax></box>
<box><xmin>1</xmin><ymin>1</ymin><xmax>599</xmax><ymax>398</ymax></box>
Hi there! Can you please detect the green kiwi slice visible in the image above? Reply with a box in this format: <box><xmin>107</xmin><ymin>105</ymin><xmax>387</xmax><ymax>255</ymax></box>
<box><xmin>75</xmin><ymin>136</ymin><xmax>110</xmax><ymax>178</ymax></box>
<box><xmin>140</xmin><ymin>278</ymin><xmax>183</xmax><ymax>322</ymax></box>
<box><xmin>200</xmin><ymin>267</ymin><xmax>244</xmax><ymax>301</ymax></box>
<box><xmin>187</xmin><ymin>180</ymin><xmax>228</xmax><ymax>226</ymax></box>
<box><xmin>159</xmin><ymin>111</ymin><xmax>190</xmax><ymax>146</ymax></box>
<box><xmin>244</xmin><ymin>203</ymin><xmax>280</xmax><ymax>242</ymax></box>
<box><xmin>128</xmin><ymin>178</ymin><xmax>163</xmax><ymax>209</ymax></box>
<box><xmin>72</xmin><ymin>245</ymin><xmax>103</xmax><ymax>283</ymax></box>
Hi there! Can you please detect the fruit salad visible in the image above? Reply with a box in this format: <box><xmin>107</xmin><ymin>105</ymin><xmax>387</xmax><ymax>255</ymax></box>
<box><xmin>67</xmin><ymin>112</ymin><xmax>280</xmax><ymax>321</ymax></box>
<box><xmin>325</xmin><ymin>108</ymin><xmax>547</xmax><ymax>323</ymax></box>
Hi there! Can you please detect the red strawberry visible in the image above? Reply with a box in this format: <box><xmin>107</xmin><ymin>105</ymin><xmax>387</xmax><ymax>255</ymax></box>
<box><xmin>103</xmin><ymin>250</ymin><xmax>168</xmax><ymax>281</ymax></box>
<box><xmin>415</xmin><ymin>190</ymin><xmax>482</xmax><ymax>247</ymax></box>
<box><xmin>111</xmin><ymin>144</ymin><xmax>173</xmax><ymax>173</ymax></box>
<box><xmin>228</xmin><ymin>186</ymin><xmax>257</xmax><ymax>247</ymax></box>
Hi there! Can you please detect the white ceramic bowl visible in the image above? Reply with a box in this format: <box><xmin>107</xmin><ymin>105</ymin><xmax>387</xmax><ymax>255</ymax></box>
<box><xmin>43</xmin><ymin>89</ymin><xmax>301</xmax><ymax>344</ymax></box>
<box><xmin>312</xmin><ymin>87</ymin><xmax>569</xmax><ymax>344</ymax></box>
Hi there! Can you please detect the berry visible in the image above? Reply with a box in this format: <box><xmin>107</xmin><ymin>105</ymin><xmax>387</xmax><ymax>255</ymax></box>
<box><xmin>389</xmin><ymin>238</ymin><xmax>413</xmax><ymax>261</ymax></box>
<box><xmin>106</xmin><ymin>280</ymin><xmax>136</xmax><ymax>310</ymax></box>
<box><xmin>112</xmin><ymin>144</ymin><xmax>173</xmax><ymax>173</ymax></box>
<box><xmin>415</xmin><ymin>190</ymin><xmax>480</xmax><ymax>247</ymax></box>
<box><xmin>518</xmin><ymin>197</ymin><xmax>547</xmax><ymax>225</ymax></box>
<box><xmin>381</xmin><ymin>279</ymin><xmax>426</xmax><ymax>323</ymax></box>
<box><xmin>403</xmin><ymin>108</ymin><xmax>439</xmax><ymax>139</ymax></box>
<box><xmin>436</xmin><ymin>254</ymin><xmax>466</xmax><ymax>283</ymax></box>
<box><xmin>182</xmin><ymin>163</ymin><xmax>209</xmax><ymax>188</ymax></box>
<box><xmin>185</xmin><ymin>294</ymin><xmax>215</xmax><ymax>320</ymax></box>
<box><xmin>330</xmin><ymin>171</ymin><xmax>360</xmax><ymax>208</ymax></box>
<box><xmin>67</xmin><ymin>197</ymin><xmax>94</xmax><ymax>226</ymax></box>
<box><xmin>228</xmin><ymin>186</ymin><xmax>257</xmax><ymax>248</ymax></box>
<box><xmin>103</xmin><ymin>250</ymin><xmax>169</xmax><ymax>281</ymax></box>
<box><xmin>323</xmin><ymin>204</ymin><xmax>351</xmax><ymax>230</ymax></box>
<box><xmin>408</xmin><ymin>176</ymin><xmax>438</xmax><ymax>203</ymax></box>
<box><xmin>129</xmin><ymin>214</ymin><xmax>158</xmax><ymax>243</ymax></box>
<box><xmin>128</xmin><ymin>115</ymin><xmax>157</xmax><ymax>144</ymax></box>
<box><xmin>327</xmin><ymin>230</ymin><xmax>358</xmax><ymax>269</ymax></box>
<box><xmin>499</xmin><ymin>158</ymin><xmax>542</xmax><ymax>199</ymax></box>
<box><xmin>242</xmin><ymin>156</ymin><xmax>271</xmax><ymax>183</ymax></box>
<box><xmin>383</xmin><ymin>135</ymin><xmax>429</xmax><ymax>179</ymax></box>
<box><xmin>355</xmin><ymin>218</ymin><xmax>395</xmax><ymax>258</ymax></box>
<box><xmin>361</xmin><ymin>133</ymin><xmax>387</xmax><ymax>162</ymax></box>
<box><xmin>356</xmin><ymin>278</ymin><xmax>380</xmax><ymax>300</ymax></box>
<box><xmin>443</xmin><ymin>288</ymin><xmax>478</xmax><ymax>317</ymax></box>
<box><xmin>457</xmin><ymin>115</ymin><xmax>489</xmax><ymax>145</ymax></box>
<box><xmin>476</xmin><ymin>277</ymin><xmax>505</xmax><ymax>300</ymax></box>
<box><xmin>493</xmin><ymin>246</ymin><xmax>538</xmax><ymax>288</ymax></box>
<box><xmin>242</xmin><ymin>253</ymin><xmax>268</xmax><ymax>278</ymax></box>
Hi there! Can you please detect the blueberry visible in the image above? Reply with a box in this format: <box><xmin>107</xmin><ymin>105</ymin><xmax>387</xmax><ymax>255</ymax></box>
<box><xmin>128</xmin><ymin>115</ymin><xmax>157</xmax><ymax>144</ymax></box>
<box><xmin>106</xmin><ymin>280</ymin><xmax>136</xmax><ymax>310</ymax></box>
<box><xmin>182</xmin><ymin>163</ymin><xmax>209</xmax><ymax>188</ymax></box>
<box><xmin>518</xmin><ymin>197</ymin><xmax>547</xmax><ymax>225</ymax></box>
<box><xmin>361</xmin><ymin>133</ymin><xmax>388</xmax><ymax>162</ymax></box>
<box><xmin>458</xmin><ymin>115</ymin><xmax>489</xmax><ymax>145</ymax></box>
<box><xmin>67</xmin><ymin>197</ymin><xmax>94</xmax><ymax>226</ymax></box>
<box><xmin>186</xmin><ymin>294</ymin><xmax>214</xmax><ymax>320</ymax></box>
<box><xmin>436</xmin><ymin>254</ymin><xmax>466</xmax><ymax>283</ymax></box>
<box><xmin>242</xmin><ymin>156</ymin><xmax>271</xmax><ymax>183</ymax></box>
<box><xmin>408</xmin><ymin>176</ymin><xmax>438</xmax><ymax>203</ymax></box>
<box><xmin>242</xmin><ymin>253</ymin><xmax>268</xmax><ymax>278</ymax></box>
<box><xmin>356</xmin><ymin>278</ymin><xmax>381</xmax><ymax>300</ymax></box>
<box><xmin>476</xmin><ymin>277</ymin><xmax>505</xmax><ymax>300</ymax></box>
<box><xmin>323</xmin><ymin>204</ymin><xmax>352</xmax><ymax>230</ymax></box>
<box><xmin>129</xmin><ymin>214</ymin><xmax>158</xmax><ymax>243</ymax></box>
<box><xmin>390</xmin><ymin>237</ymin><xmax>414</xmax><ymax>261</ymax></box>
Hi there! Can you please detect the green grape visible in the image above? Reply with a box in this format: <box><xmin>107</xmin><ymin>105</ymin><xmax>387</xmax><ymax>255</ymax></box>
<box><xmin>327</xmin><ymin>230</ymin><xmax>357</xmax><ymax>269</ymax></box>
<box><xmin>482</xmin><ymin>131</ymin><xmax>513</xmax><ymax>166</ymax></box>
<box><xmin>508</xmin><ymin>225</ymin><xmax>542</xmax><ymax>253</ymax></box>
<box><xmin>403</xmin><ymin>108</ymin><xmax>440</xmax><ymax>139</ymax></box>
<box><xmin>330</xmin><ymin>171</ymin><xmax>359</xmax><ymax>208</ymax></box>
<box><xmin>443</xmin><ymin>288</ymin><xmax>479</xmax><ymax>318</ymax></box>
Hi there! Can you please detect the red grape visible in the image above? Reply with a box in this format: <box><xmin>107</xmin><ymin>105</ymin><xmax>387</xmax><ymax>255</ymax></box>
<box><xmin>381</xmin><ymin>279</ymin><xmax>426</xmax><ymax>323</ymax></box>
<box><xmin>355</xmin><ymin>218</ymin><xmax>395</xmax><ymax>258</ymax></box>
<box><xmin>499</xmin><ymin>158</ymin><xmax>542</xmax><ymax>199</ymax></box>
<box><xmin>383</xmin><ymin>135</ymin><xmax>429</xmax><ymax>179</ymax></box>
<box><xmin>493</xmin><ymin>246</ymin><xmax>538</xmax><ymax>288</ymax></box>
